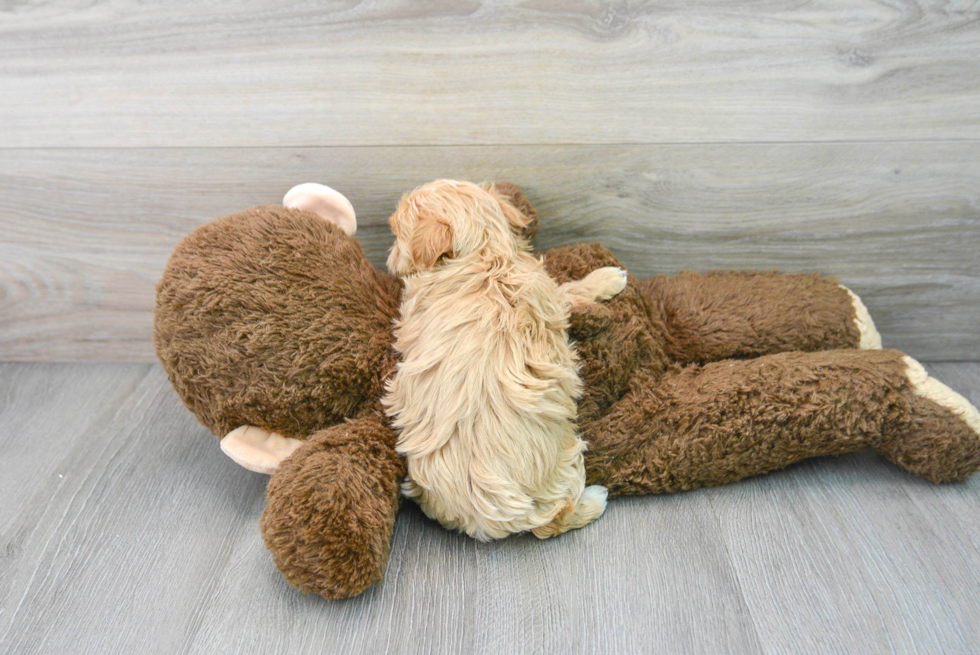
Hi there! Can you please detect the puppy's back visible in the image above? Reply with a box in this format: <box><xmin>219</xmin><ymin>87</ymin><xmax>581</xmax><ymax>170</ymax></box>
<box><xmin>384</xmin><ymin>258</ymin><xmax>587</xmax><ymax>540</ymax></box>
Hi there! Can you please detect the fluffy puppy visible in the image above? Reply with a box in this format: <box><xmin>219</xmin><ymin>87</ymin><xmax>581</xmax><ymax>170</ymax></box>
<box><xmin>382</xmin><ymin>179</ymin><xmax>627</xmax><ymax>540</ymax></box>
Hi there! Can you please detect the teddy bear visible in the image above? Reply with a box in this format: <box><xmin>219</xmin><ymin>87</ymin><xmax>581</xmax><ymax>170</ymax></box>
<box><xmin>154</xmin><ymin>182</ymin><xmax>980</xmax><ymax>600</ymax></box>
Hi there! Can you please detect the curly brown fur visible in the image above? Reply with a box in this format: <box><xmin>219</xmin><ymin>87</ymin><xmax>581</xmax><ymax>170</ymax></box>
<box><xmin>154</xmin><ymin>205</ymin><xmax>402</xmax><ymax>439</ymax></box>
<box><xmin>640</xmin><ymin>270</ymin><xmax>861</xmax><ymax>365</ymax></box>
<box><xmin>540</xmin><ymin>243</ymin><xmax>671</xmax><ymax>423</ymax></box>
<box><xmin>580</xmin><ymin>348</ymin><xmax>914</xmax><ymax>495</ymax></box>
<box><xmin>879</xmin><ymin>372</ymin><xmax>980</xmax><ymax>483</ymax></box>
<box><xmin>538</xmin><ymin>243</ymin><xmax>979</xmax><ymax>493</ymax></box>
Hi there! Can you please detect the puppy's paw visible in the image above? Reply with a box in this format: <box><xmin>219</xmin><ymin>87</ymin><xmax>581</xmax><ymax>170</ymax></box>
<box><xmin>532</xmin><ymin>485</ymin><xmax>609</xmax><ymax>539</ymax></box>
<box><xmin>579</xmin><ymin>485</ymin><xmax>609</xmax><ymax>518</ymax></box>
<box><xmin>589</xmin><ymin>266</ymin><xmax>629</xmax><ymax>301</ymax></box>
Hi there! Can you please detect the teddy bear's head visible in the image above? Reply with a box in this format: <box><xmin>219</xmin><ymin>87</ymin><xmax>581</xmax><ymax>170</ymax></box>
<box><xmin>154</xmin><ymin>202</ymin><xmax>403</xmax><ymax>441</ymax></box>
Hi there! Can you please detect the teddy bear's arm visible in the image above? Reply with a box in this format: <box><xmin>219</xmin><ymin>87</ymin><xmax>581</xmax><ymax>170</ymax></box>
<box><xmin>581</xmin><ymin>348</ymin><xmax>980</xmax><ymax>496</ymax></box>
<box><xmin>637</xmin><ymin>271</ymin><xmax>881</xmax><ymax>365</ymax></box>
<box><xmin>260</xmin><ymin>416</ymin><xmax>405</xmax><ymax>599</ymax></box>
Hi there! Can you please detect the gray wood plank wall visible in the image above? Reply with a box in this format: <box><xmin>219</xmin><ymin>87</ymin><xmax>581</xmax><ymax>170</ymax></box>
<box><xmin>1</xmin><ymin>1</ymin><xmax>978</xmax><ymax>361</ymax></box>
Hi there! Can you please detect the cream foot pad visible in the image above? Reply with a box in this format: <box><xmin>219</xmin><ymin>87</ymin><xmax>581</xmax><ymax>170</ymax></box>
<box><xmin>903</xmin><ymin>356</ymin><xmax>980</xmax><ymax>436</ymax></box>
<box><xmin>840</xmin><ymin>285</ymin><xmax>882</xmax><ymax>349</ymax></box>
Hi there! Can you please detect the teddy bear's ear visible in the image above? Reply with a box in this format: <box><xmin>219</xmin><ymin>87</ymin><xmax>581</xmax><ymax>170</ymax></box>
<box><xmin>283</xmin><ymin>183</ymin><xmax>357</xmax><ymax>236</ymax></box>
<box><xmin>220</xmin><ymin>425</ymin><xmax>305</xmax><ymax>474</ymax></box>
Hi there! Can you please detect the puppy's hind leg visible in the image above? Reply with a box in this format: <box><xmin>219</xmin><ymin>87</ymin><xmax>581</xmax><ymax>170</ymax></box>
<box><xmin>558</xmin><ymin>267</ymin><xmax>628</xmax><ymax>306</ymax></box>
<box><xmin>531</xmin><ymin>485</ymin><xmax>608</xmax><ymax>539</ymax></box>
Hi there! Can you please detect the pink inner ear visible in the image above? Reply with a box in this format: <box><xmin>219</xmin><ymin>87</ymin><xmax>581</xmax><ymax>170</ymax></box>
<box><xmin>220</xmin><ymin>425</ymin><xmax>305</xmax><ymax>474</ymax></box>
<box><xmin>283</xmin><ymin>183</ymin><xmax>357</xmax><ymax>236</ymax></box>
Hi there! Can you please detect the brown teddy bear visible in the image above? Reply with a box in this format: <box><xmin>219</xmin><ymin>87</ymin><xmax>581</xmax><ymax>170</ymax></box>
<box><xmin>155</xmin><ymin>182</ymin><xmax>980</xmax><ymax>600</ymax></box>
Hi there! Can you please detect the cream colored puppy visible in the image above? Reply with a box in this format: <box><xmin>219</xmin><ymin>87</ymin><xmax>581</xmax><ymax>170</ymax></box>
<box><xmin>382</xmin><ymin>180</ymin><xmax>627</xmax><ymax>540</ymax></box>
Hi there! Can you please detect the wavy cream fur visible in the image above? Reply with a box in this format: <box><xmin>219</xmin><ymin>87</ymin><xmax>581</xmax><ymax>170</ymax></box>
<box><xmin>840</xmin><ymin>285</ymin><xmax>882</xmax><ymax>349</ymax></box>
<box><xmin>903</xmin><ymin>356</ymin><xmax>980</xmax><ymax>436</ymax></box>
<box><xmin>382</xmin><ymin>180</ymin><xmax>622</xmax><ymax>540</ymax></box>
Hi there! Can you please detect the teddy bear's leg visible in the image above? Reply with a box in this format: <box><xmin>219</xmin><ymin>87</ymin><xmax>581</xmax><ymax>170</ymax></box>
<box><xmin>581</xmin><ymin>349</ymin><xmax>980</xmax><ymax>496</ymax></box>
<box><xmin>877</xmin><ymin>356</ymin><xmax>980</xmax><ymax>483</ymax></box>
<box><xmin>220</xmin><ymin>425</ymin><xmax>305</xmax><ymax>474</ymax></box>
<box><xmin>261</xmin><ymin>417</ymin><xmax>405</xmax><ymax>599</ymax></box>
<box><xmin>637</xmin><ymin>271</ymin><xmax>881</xmax><ymax>365</ymax></box>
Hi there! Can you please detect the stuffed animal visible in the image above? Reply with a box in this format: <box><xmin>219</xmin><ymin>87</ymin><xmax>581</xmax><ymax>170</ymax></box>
<box><xmin>154</xmin><ymin>182</ymin><xmax>980</xmax><ymax>600</ymax></box>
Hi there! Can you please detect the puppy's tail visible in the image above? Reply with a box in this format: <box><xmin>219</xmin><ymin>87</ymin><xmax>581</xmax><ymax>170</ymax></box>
<box><xmin>531</xmin><ymin>485</ymin><xmax>608</xmax><ymax>539</ymax></box>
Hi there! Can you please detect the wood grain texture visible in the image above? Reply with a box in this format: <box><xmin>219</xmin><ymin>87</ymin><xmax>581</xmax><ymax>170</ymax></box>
<box><xmin>710</xmin><ymin>360</ymin><xmax>980</xmax><ymax>654</ymax></box>
<box><xmin>2</xmin><ymin>144</ymin><xmax>977</xmax><ymax>362</ymax></box>
<box><xmin>1</xmin><ymin>0</ymin><xmax>979</xmax><ymax>147</ymax></box>
<box><xmin>1</xmin><ymin>362</ymin><xmax>979</xmax><ymax>654</ymax></box>
<box><xmin>0</xmin><ymin>364</ymin><xmax>267</xmax><ymax>654</ymax></box>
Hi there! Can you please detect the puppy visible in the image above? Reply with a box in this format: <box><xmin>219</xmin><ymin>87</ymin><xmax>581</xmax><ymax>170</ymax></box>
<box><xmin>382</xmin><ymin>180</ymin><xmax>627</xmax><ymax>540</ymax></box>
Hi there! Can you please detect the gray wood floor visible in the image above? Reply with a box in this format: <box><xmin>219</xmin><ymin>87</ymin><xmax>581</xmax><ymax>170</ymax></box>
<box><xmin>1</xmin><ymin>361</ymin><xmax>979</xmax><ymax>655</ymax></box>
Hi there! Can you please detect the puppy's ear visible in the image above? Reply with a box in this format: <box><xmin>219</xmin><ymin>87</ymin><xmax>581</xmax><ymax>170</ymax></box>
<box><xmin>410</xmin><ymin>217</ymin><xmax>453</xmax><ymax>269</ymax></box>
<box><xmin>484</xmin><ymin>183</ymin><xmax>531</xmax><ymax>234</ymax></box>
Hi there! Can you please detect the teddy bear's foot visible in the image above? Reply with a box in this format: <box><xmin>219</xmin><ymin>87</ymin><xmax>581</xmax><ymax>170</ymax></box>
<box><xmin>220</xmin><ymin>425</ymin><xmax>305</xmax><ymax>475</ymax></box>
<box><xmin>283</xmin><ymin>183</ymin><xmax>357</xmax><ymax>236</ymax></box>
<box><xmin>876</xmin><ymin>357</ymin><xmax>980</xmax><ymax>483</ymax></box>
<box><xmin>840</xmin><ymin>285</ymin><xmax>882</xmax><ymax>349</ymax></box>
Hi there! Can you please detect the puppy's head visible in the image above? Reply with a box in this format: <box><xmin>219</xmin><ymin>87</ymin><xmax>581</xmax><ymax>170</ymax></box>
<box><xmin>387</xmin><ymin>179</ymin><xmax>531</xmax><ymax>276</ymax></box>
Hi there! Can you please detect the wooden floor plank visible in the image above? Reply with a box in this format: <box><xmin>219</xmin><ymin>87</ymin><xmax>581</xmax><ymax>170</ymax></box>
<box><xmin>0</xmin><ymin>363</ymin><xmax>146</xmax><ymax>528</ymax></box>
<box><xmin>2</xmin><ymin>143</ymin><xmax>978</xmax><ymax>362</ymax></box>
<box><xmin>910</xmin><ymin>362</ymin><xmax>980</xmax><ymax>575</ymax></box>
<box><xmin>709</xmin><ymin>460</ymin><xmax>957</xmax><ymax>653</ymax></box>
<box><xmin>178</xmin><ymin>482</ymin><xmax>763</xmax><ymax>654</ymax></box>
<box><xmin>3</xmin><ymin>362</ymin><xmax>979</xmax><ymax>653</ymax></box>
<box><xmin>0</xmin><ymin>365</ymin><xmax>266</xmax><ymax>654</ymax></box>
<box><xmin>708</xmin><ymin>361</ymin><xmax>980</xmax><ymax>655</ymax></box>
<box><xmin>1</xmin><ymin>1</ymin><xmax>978</xmax><ymax>147</ymax></box>
<box><xmin>706</xmin><ymin>360</ymin><xmax>980</xmax><ymax>654</ymax></box>
<box><xmin>468</xmin><ymin>492</ymin><xmax>762</xmax><ymax>655</ymax></box>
